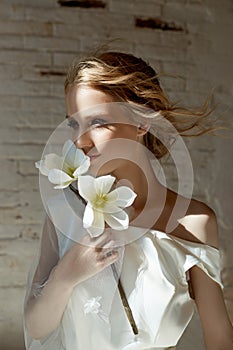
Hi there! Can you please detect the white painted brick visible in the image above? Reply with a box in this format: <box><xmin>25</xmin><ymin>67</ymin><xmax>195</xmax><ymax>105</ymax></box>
<box><xmin>50</xmin><ymin>81</ymin><xmax>65</xmax><ymax>97</ymax></box>
<box><xmin>16</xmin><ymin>110</ymin><xmax>66</xmax><ymax>128</ymax></box>
<box><xmin>0</xmin><ymin>96</ymin><xmax>21</xmax><ymax>110</ymax></box>
<box><xmin>18</xmin><ymin>160</ymin><xmax>38</xmax><ymax>175</ymax></box>
<box><xmin>109</xmin><ymin>0</ymin><xmax>162</xmax><ymax>17</ymax></box>
<box><xmin>18</xmin><ymin>127</ymin><xmax>54</xmax><ymax>144</ymax></box>
<box><xmin>24</xmin><ymin>6</ymin><xmax>60</xmax><ymax>22</ymax></box>
<box><xmin>1</xmin><ymin>111</ymin><xmax>22</xmax><ymax>128</ymax></box>
<box><xmin>0</xmin><ymin>287</ymin><xmax>25</xmax><ymax>350</ymax></box>
<box><xmin>185</xmin><ymin>77</ymin><xmax>217</xmax><ymax>93</ymax></box>
<box><xmin>0</xmin><ymin>191</ymin><xmax>20</xmax><ymax>209</ymax></box>
<box><xmin>19</xmin><ymin>190</ymin><xmax>43</xmax><ymax>212</ymax></box>
<box><xmin>0</xmin><ymin>238</ymin><xmax>38</xmax><ymax>286</ymax></box>
<box><xmin>53</xmin><ymin>52</ymin><xmax>79</xmax><ymax>67</ymax></box>
<box><xmin>0</xmin><ymin>159</ymin><xmax>18</xmax><ymax>184</ymax></box>
<box><xmin>19</xmin><ymin>223</ymin><xmax>42</xmax><ymax>240</ymax></box>
<box><xmin>0</xmin><ymin>80</ymin><xmax>55</xmax><ymax>97</ymax></box>
<box><xmin>24</xmin><ymin>6</ymin><xmax>105</xmax><ymax>23</ymax></box>
<box><xmin>23</xmin><ymin>35</ymin><xmax>81</xmax><ymax>52</ymax></box>
<box><xmin>0</xmin><ymin>2</ymin><xmax>13</xmax><ymax>19</ymax></box>
<box><xmin>159</xmin><ymin>74</ymin><xmax>186</xmax><ymax>92</ymax></box>
<box><xmin>21</xmin><ymin>96</ymin><xmax>65</xmax><ymax>113</ymax></box>
<box><xmin>53</xmin><ymin>13</ymin><xmax>133</xmax><ymax>39</ymax></box>
<box><xmin>21</xmin><ymin>65</ymin><xmax>66</xmax><ymax>83</ymax></box>
<box><xmin>0</xmin><ymin>143</ymin><xmax>44</xmax><ymax>160</ymax></box>
<box><xmin>0</xmin><ymin>206</ymin><xmax>41</xmax><ymax>225</ymax></box>
<box><xmin>161</xmin><ymin>61</ymin><xmax>195</xmax><ymax>78</ymax></box>
<box><xmin>0</xmin><ymin>127</ymin><xmax>19</xmax><ymax>143</ymax></box>
<box><xmin>166</xmin><ymin>91</ymin><xmax>211</xmax><ymax>108</ymax></box>
<box><xmin>1</xmin><ymin>0</ymin><xmax>56</xmax><ymax>7</ymax></box>
<box><xmin>134</xmin><ymin>43</ymin><xmax>187</xmax><ymax>62</ymax></box>
<box><xmin>0</xmin><ymin>50</ymin><xmax>51</xmax><ymax>66</ymax></box>
<box><xmin>0</xmin><ymin>20</ymin><xmax>53</xmax><ymax>36</ymax></box>
<box><xmin>0</xmin><ymin>160</ymin><xmax>38</xmax><ymax>191</ymax></box>
<box><xmin>80</xmin><ymin>37</ymin><xmax>134</xmax><ymax>54</ymax></box>
<box><xmin>0</xmin><ymin>63</ymin><xmax>22</xmax><ymax>81</ymax></box>
<box><xmin>0</xmin><ymin>34</ymin><xmax>24</xmax><ymax>50</ymax></box>
<box><xmin>0</xmin><ymin>189</ymin><xmax>42</xmax><ymax>210</ymax></box>
<box><xmin>0</xmin><ymin>224</ymin><xmax>22</xmax><ymax>239</ymax></box>
<box><xmin>163</xmin><ymin>2</ymin><xmax>204</xmax><ymax>26</ymax></box>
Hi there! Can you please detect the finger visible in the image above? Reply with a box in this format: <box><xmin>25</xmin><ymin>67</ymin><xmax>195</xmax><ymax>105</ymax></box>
<box><xmin>96</xmin><ymin>247</ymin><xmax>116</xmax><ymax>260</ymax></box>
<box><xmin>95</xmin><ymin>239</ymin><xmax>117</xmax><ymax>253</ymax></box>
<box><xmin>98</xmin><ymin>250</ymin><xmax>119</xmax><ymax>264</ymax></box>
<box><xmin>80</xmin><ymin>230</ymin><xmax>112</xmax><ymax>248</ymax></box>
<box><xmin>94</xmin><ymin>232</ymin><xmax>114</xmax><ymax>249</ymax></box>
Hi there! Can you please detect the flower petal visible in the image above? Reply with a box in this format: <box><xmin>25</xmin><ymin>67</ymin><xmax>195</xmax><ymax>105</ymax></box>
<box><xmin>102</xmin><ymin>203</ymin><xmax>122</xmax><ymax>214</ymax></box>
<box><xmin>107</xmin><ymin>187</ymin><xmax>137</xmax><ymax>208</ymax></box>
<box><xmin>62</xmin><ymin>140</ymin><xmax>77</xmax><ymax>166</ymax></box>
<box><xmin>83</xmin><ymin>204</ymin><xmax>95</xmax><ymax>228</ymax></box>
<box><xmin>35</xmin><ymin>154</ymin><xmax>63</xmax><ymax>176</ymax></box>
<box><xmin>95</xmin><ymin>175</ymin><xmax>116</xmax><ymax>196</ymax></box>
<box><xmin>78</xmin><ymin>175</ymin><xmax>96</xmax><ymax>202</ymax></box>
<box><xmin>73</xmin><ymin>157</ymin><xmax>90</xmax><ymax>177</ymax></box>
<box><xmin>85</xmin><ymin>209</ymin><xmax>105</xmax><ymax>237</ymax></box>
<box><xmin>104</xmin><ymin>210</ymin><xmax>129</xmax><ymax>230</ymax></box>
<box><xmin>48</xmin><ymin>169</ymin><xmax>73</xmax><ymax>185</ymax></box>
<box><xmin>54</xmin><ymin>180</ymin><xmax>74</xmax><ymax>189</ymax></box>
<box><xmin>73</xmin><ymin>148</ymin><xmax>87</xmax><ymax>168</ymax></box>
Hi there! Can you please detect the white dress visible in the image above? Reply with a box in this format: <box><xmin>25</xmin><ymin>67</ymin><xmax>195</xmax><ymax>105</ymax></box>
<box><xmin>24</xmin><ymin>193</ymin><xmax>223</xmax><ymax>350</ymax></box>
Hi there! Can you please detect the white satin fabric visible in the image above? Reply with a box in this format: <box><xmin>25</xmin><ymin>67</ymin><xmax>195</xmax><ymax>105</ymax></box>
<box><xmin>25</xmin><ymin>191</ymin><xmax>223</xmax><ymax>350</ymax></box>
<box><xmin>57</xmin><ymin>231</ymin><xmax>222</xmax><ymax>350</ymax></box>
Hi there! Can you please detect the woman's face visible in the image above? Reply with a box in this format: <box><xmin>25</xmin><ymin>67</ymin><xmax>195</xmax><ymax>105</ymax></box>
<box><xmin>65</xmin><ymin>85</ymin><xmax>143</xmax><ymax>177</ymax></box>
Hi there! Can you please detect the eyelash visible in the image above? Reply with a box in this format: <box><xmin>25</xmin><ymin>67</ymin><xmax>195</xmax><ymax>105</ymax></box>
<box><xmin>91</xmin><ymin>118</ymin><xmax>107</xmax><ymax>127</ymax></box>
<box><xmin>67</xmin><ymin>118</ymin><xmax>107</xmax><ymax>130</ymax></box>
<box><xmin>67</xmin><ymin>119</ymin><xmax>79</xmax><ymax>129</ymax></box>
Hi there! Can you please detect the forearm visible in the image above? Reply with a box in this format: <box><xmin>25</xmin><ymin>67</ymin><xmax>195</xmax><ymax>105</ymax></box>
<box><xmin>25</xmin><ymin>268</ymin><xmax>74</xmax><ymax>340</ymax></box>
<box><xmin>205</xmin><ymin>337</ymin><xmax>233</xmax><ymax>350</ymax></box>
<box><xmin>189</xmin><ymin>265</ymin><xmax>233</xmax><ymax>350</ymax></box>
<box><xmin>204</xmin><ymin>314</ymin><xmax>233</xmax><ymax>350</ymax></box>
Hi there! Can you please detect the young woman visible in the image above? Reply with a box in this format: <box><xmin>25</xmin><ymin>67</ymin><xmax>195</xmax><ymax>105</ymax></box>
<box><xmin>24</xmin><ymin>51</ymin><xmax>233</xmax><ymax>350</ymax></box>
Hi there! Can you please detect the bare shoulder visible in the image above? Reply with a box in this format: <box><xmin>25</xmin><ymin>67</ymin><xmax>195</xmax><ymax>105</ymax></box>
<box><xmin>172</xmin><ymin>195</ymin><xmax>219</xmax><ymax>249</ymax></box>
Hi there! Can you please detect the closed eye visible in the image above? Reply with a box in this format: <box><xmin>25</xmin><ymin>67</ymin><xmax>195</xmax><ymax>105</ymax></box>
<box><xmin>67</xmin><ymin>118</ymin><xmax>79</xmax><ymax>129</ymax></box>
<box><xmin>90</xmin><ymin>118</ymin><xmax>108</xmax><ymax>127</ymax></box>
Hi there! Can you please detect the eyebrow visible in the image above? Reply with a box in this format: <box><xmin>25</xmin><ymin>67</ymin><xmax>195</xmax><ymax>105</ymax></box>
<box><xmin>65</xmin><ymin>113</ymin><xmax>111</xmax><ymax>121</ymax></box>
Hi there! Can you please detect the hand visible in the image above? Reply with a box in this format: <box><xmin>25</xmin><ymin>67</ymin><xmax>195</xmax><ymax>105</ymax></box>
<box><xmin>52</xmin><ymin>230</ymin><xmax>120</xmax><ymax>289</ymax></box>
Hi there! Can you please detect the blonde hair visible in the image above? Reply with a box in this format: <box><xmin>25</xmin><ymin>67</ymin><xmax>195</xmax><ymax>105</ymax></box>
<box><xmin>64</xmin><ymin>51</ymin><xmax>225</xmax><ymax>159</ymax></box>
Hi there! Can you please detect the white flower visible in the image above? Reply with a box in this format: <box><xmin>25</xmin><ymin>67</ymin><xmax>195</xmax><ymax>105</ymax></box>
<box><xmin>84</xmin><ymin>297</ymin><xmax>102</xmax><ymax>314</ymax></box>
<box><xmin>78</xmin><ymin>175</ymin><xmax>137</xmax><ymax>237</ymax></box>
<box><xmin>35</xmin><ymin>140</ymin><xmax>90</xmax><ymax>189</ymax></box>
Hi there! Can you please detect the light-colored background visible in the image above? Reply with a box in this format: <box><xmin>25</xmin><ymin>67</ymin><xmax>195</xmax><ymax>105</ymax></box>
<box><xmin>0</xmin><ymin>0</ymin><xmax>232</xmax><ymax>349</ymax></box>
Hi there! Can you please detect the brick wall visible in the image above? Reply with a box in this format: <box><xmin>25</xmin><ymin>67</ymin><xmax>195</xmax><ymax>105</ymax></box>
<box><xmin>0</xmin><ymin>0</ymin><xmax>232</xmax><ymax>349</ymax></box>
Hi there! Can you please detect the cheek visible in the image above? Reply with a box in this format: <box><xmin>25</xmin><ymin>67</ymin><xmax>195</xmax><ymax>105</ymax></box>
<box><xmin>90</xmin><ymin>128</ymin><xmax>115</xmax><ymax>145</ymax></box>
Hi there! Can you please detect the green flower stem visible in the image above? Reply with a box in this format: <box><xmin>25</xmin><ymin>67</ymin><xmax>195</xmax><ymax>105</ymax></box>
<box><xmin>69</xmin><ymin>183</ymin><xmax>138</xmax><ymax>335</ymax></box>
<box><xmin>111</xmin><ymin>263</ymin><xmax>138</xmax><ymax>335</ymax></box>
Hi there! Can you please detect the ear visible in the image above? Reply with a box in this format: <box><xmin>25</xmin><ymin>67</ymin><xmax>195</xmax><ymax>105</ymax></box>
<box><xmin>136</xmin><ymin>123</ymin><xmax>150</xmax><ymax>137</ymax></box>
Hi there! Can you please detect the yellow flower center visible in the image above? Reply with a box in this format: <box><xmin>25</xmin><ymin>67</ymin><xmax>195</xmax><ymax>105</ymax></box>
<box><xmin>63</xmin><ymin>164</ymin><xmax>76</xmax><ymax>177</ymax></box>
<box><xmin>93</xmin><ymin>194</ymin><xmax>108</xmax><ymax>209</ymax></box>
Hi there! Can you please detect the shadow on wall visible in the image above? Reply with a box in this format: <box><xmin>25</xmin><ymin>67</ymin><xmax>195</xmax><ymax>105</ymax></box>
<box><xmin>0</xmin><ymin>331</ymin><xmax>25</xmax><ymax>350</ymax></box>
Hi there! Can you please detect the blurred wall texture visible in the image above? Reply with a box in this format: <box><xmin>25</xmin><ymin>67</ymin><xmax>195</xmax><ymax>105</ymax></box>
<box><xmin>0</xmin><ymin>0</ymin><xmax>232</xmax><ymax>349</ymax></box>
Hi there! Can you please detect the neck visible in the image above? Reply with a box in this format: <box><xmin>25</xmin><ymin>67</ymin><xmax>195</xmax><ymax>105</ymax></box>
<box><xmin>111</xmin><ymin>151</ymin><xmax>167</xmax><ymax>227</ymax></box>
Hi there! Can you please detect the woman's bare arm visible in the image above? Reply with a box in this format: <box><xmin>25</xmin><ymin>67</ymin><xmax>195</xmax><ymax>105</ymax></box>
<box><xmin>189</xmin><ymin>211</ymin><xmax>233</xmax><ymax>350</ymax></box>
<box><xmin>25</xmin><ymin>226</ymin><xmax>119</xmax><ymax>340</ymax></box>
<box><xmin>190</xmin><ymin>265</ymin><xmax>233</xmax><ymax>350</ymax></box>
<box><xmin>25</xmin><ymin>269</ymin><xmax>74</xmax><ymax>340</ymax></box>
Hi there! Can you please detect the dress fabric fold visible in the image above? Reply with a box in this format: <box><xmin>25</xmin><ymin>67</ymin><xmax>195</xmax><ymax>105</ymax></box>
<box><xmin>24</xmin><ymin>193</ymin><xmax>223</xmax><ymax>350</ymax></box>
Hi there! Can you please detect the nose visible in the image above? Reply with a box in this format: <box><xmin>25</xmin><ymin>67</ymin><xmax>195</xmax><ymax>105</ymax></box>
<box><xmin>73</xmin><ymin>130</ymin><xmax>93</xmax><ymax>154</ymax></box>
